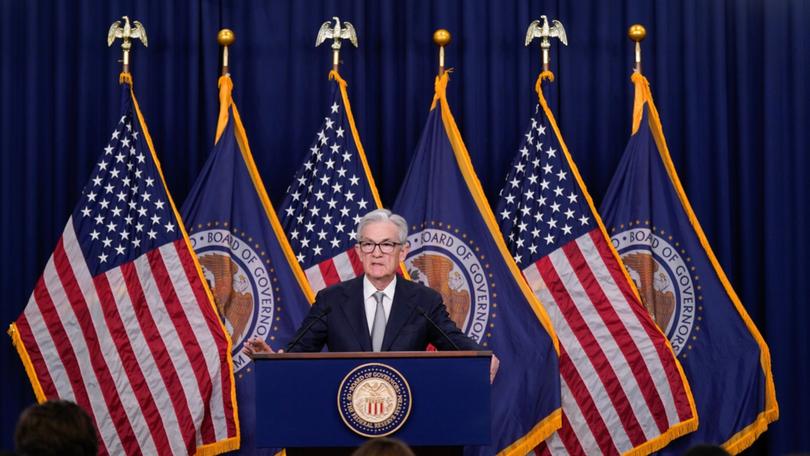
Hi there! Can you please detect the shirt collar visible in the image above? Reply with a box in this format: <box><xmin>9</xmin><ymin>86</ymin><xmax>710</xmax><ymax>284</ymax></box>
<box><xmin>363</xmin><ymin>275</ymin><xmax>397</xmax><ymax>301</ymax></box>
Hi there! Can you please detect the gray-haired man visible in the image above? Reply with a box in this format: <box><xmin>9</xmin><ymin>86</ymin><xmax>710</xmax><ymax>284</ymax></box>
<box><xmin>244</xmin><ymin>209</ymin><xmax>499</xmax><ymax>382</ymax></box>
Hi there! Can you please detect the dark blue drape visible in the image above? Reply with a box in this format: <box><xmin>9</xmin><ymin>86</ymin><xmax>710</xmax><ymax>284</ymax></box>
<box><xmin>1</xmin><ymin>1</ymin><xmax>807</xmax><ymax>454</ymax></box>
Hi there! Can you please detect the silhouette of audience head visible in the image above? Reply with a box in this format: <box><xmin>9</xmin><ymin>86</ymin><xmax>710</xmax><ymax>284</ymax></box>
<box><xmin>14</xmin><ymin>399</ymin><xmax>98</xmax><ymax>456</ymax></box>
<box><xmin>352</xmin><ymin>437</ymin><xmax>415</xmax><ymax>456</ymax></box>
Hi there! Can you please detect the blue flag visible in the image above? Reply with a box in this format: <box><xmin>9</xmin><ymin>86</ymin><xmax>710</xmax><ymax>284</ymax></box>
<box><xmin>599</xmin><ymin>73</ymin><xmax>779</xmax><ymax>454</ymax></box>
<box><xmin>393</xmin><ymin>73</ymin><xmax>561</xmax><ymax>455</ymax></box>
<box><xmin>181</xmin><ymin>76</ymin><xmax>314</xmax><ymax>454</ymax></box>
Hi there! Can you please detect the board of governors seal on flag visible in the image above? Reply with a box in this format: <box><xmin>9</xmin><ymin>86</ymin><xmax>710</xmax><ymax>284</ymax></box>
<box><xmin>188</xmin><ymin>227</ymin><xmax>279</xmax><ymax>373</ymax></box>
<box><xmin>405</xmin><ymin>225</ymin><xmax>496</xmax><ymax>347</ymax></box>
<box><xmin>610</xmin><ymin>224</ymin><xmax>704</xmax><ymax>356</ymax></box>
<box><xmin>338</xmin><ymin>363</ymin><xmax>412</xmax><ymax>437</ymax></box>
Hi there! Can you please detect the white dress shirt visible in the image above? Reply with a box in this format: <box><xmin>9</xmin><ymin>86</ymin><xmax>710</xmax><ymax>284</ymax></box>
<box><xmin>363</xmin><ymin>276</ymin><xmax>397</xmax><ymax>335</ymax></box>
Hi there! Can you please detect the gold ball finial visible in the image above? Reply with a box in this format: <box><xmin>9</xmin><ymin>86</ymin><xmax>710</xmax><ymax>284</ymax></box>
<box><xmin>628</xmin><ymin>24</ymin><xmax>646</xmax><ymax>42</ymax></box>
<box><xmin>218</xmin><ymin>29</ymin><xmax>235</xmax><ymax>46</ymax></box>
<box><xmin>433</xmin><ymin>29</ymin><xmax>451</xmax><ymax>47</ymax></box>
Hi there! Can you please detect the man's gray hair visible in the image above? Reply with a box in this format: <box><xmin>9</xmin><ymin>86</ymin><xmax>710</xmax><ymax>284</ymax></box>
<box><xmin>355</xmin><ymin>209</ymin><xmax>409</xmax><ymax>243</ymax></box>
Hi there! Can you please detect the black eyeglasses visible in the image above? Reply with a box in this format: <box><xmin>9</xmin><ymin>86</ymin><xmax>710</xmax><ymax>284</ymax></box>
<box><xmin>357</xmin><ymin>240</ymin><xmax>402</xmax><ymax>254</ymax></box>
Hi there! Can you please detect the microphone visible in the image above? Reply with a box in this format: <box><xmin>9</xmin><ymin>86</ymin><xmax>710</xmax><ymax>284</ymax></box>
<box><xmin>285</xmin><ymin>306</ymin><xmax>332</xmax><ymax>352</ymax></box>
<box><xmin>409</xmin><ymin>303</ymin><xmax>461</xmax><ymax>351</ymax></box>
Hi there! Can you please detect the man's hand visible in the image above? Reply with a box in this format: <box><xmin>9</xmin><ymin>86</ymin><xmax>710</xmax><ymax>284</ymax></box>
<box><xmin>242</xmin><ymin>338</ymin><xmax>283</xmax><ymax>356</ymax></box>
<box><xmin>490</xmin><ymin>354</ymin><xmax>500</xmax><ymax>384</ymax></box>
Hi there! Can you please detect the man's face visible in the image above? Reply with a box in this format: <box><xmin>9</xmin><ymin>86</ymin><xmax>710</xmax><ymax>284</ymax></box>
<box><xmin>355</xmin><ymin>220</ymin><xmax>408</xmax><ymax>286</ymax></box>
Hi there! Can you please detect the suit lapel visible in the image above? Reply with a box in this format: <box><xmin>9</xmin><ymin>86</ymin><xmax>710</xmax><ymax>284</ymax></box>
<box><xmin>381</xmin><ymin>278</ymin><xmax>417</xmax><ymax>351</ymax></box>
<box><xmin>338</xmin><ymin>276</ymin><xmax>372</xmax><ymax>351</ymax></box>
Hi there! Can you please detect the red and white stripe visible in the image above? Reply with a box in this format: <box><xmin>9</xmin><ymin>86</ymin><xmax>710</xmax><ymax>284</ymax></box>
<box><xmin>15</xmin><ymin>218</ymin><xmax>237</xmax><ymax>455</ymax></box>
<box><xmin>525</xmin><ymin>229</ymin><xmax>693</xmax><ymax>456</ymax></box>
<box><xmin>304</xmin><ymin>248</ymin><xmax>363</xmax><ymax>293</ymax></box>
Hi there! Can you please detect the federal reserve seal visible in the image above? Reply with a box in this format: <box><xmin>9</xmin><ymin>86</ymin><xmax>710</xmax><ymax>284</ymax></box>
<box><xmin>405</xmin><ymin>226</ymin><xmax>495</xmax><ymax>345</ymax></box>
<box><xmin>610</xmin><ymin>225</ymin><xmax>703</xmax><ymax>356</ymax></box>
<box><xmin>337</xmin><ymin>363</ymin><xmax>412</xmax><ymax>437</ymax></box>
<box><xmin>188</xmin><ymin>227</ymin><xmax>278</xmax><ymax>373</ymax></box>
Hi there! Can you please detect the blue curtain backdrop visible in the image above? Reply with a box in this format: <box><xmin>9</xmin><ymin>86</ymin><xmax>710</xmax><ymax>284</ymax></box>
<box><xmin>1</xmin><ymin>0</ymin><xmax>806</xmax><ymax>454</ymax></box>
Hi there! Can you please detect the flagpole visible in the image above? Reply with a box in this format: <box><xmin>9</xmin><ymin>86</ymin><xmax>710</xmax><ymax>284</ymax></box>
<box><xmin>433</xmin><ymin>29</ymin><xmax>451</xmax><ymax>76</ymax></box>
<box><xmin>218</xmin><ymin>28</ymin><xmax>235</xmax><ymax>76</ymax></box>
<box><xmin>107</xmin><ymin>16</ymin><xmax>148</xmax><ymax>76</ymax></box>
<box><xmin>315</xmin><ymin>17</ymin><xmax>358</xmax><ymax>73</ymax></box>
<box><xmin>524</xmin><ymin>16</ymin><xmax>567</xmax><ymax>75</ymax></box>
<box><xmin>628</xmin><ymin>24</ymin><xmax>646</xmax><ymax>74</ymax></box>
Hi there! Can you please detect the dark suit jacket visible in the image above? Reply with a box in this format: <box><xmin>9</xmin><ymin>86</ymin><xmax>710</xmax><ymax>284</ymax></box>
<box><xmin>286</xmin><ymin>275</ymin><xmax>483</xmax><ymax>352</ymax></box>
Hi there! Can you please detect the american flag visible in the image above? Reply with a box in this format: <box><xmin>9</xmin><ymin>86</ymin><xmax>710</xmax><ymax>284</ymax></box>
<box><xmin>496</xmin><ymin>88</ymin><xmax>696</xmax><ymax>455</ymax></box>
<box><xmin>9</xmin><ymin>81</ymin><xmax>239</xmax><ymax>455</ymax></box>
<box><xmin>279</xmin><ymin>71</ymin><xmax>383</xmax><ymax>293</ymax></box>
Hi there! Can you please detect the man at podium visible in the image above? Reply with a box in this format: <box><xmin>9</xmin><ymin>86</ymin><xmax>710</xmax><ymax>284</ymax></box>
<box><xmin>243</xmin><ymin>209</ymin><xmax>499</xmax><ymax>382</ymax></box>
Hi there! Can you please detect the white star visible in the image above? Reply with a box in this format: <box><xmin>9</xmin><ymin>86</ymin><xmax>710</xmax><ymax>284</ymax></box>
<box><xmin>109</xmin><ymin>168</ymin><xmax>120</xmax><ymax>179</ymax></box>
<box><xmin>336</xmin><ymin>127</ymin><xmax>345</xmax><ymax>138</ymax></box>
<box><xmin>329</xmin><ymin>143</ymin><xmax>340</xmax><ymax>154</ymax></box>
<box><xmin>546</xmin><ymin>147</ymin><xmax>556</xmax><ymax>158</ymax></box>
<box><xmin>98</xmin><ymin>161</ymin><xmax>108</xmax><ymax>171</ymax></box>
<box><xmin>116</xmin><ymin>191</ymin><xmax>127</xmax><ymax>202</ymax></box>
<box><xmin>546</xmin><ymin>218</ymin><xmax>557</xmax><ymax>229</ymax></box>
<box><xmin>528</xmin><ymin>174</ymin><xmax>538</xmax><ymax>185</ymax></box>
<box><xmin>111</xmin><ymin>130</ymin><xmax>120</xmax><ymax>140</ymax></box>
<box><xmin>323</xmin><ymin>214</ymin><xmax>333</xmax><ymax>224</ymax></box>
<box><xmin>138</xmin><ymin>207</ymin><xmax>148</xmax><ymax>218</ymax></box>
<box><xmin>579</xmin><ymin>215</ymin><xmax>590</xmax><ymax>226</ymax></box>
<box><xmin>544</xmin><ymin>233</ymin><xmax>555</xmax><ymax>244</ymax></box>
<box><xmin>94</xmin><ymin>214</ymin><xmax>105</xmax><ymax>225</ymax></box>
<box><xmin>510</xmin><ymin>178</ymin><xmax>520</xmax><ymax>189</ymax></box>
<box><xmin>540</xmin><ymin>180</ymin><xmax>550</xmax><ymax>190</ymax></box>
<box><xmin>135</xmin><ymin>222</ymin><xmax>144</xmax><ymax>232</ymax></box>
<box><xmin>99</xmin><ymin>253</ymin><xmax>109</xmax><ymax>263</ymax></box>
<box><xmin>337</xmin><ymin>167</ymin><xmax>347</xmax><ymax>178</ymax></box>
<box><xmin>564</xmin><ymin>208</ymin><xmax>575</xmax><ymax>219</ymax></box>
<box><xmin>115</xmin><ymin>245</ymin><xmax>126</xmax><ymax>255</ymax></box>
<box><xmin>314</xmin><ymin>190</ymin><xmax>325</xmax><ymax>201</ymax></box>
<box><xmin>154</xmin><ymin>200</ymin><xmax>165</xmax><ymax>210</ymax></box>
<box><xmin>537</xmin><ymin>125</ymin><xmax>547</xmax><ymax>136</ymax></box>
<box><xmin>104</xmin><ymin>145</ymin><xmax>114</xmax><ymax>155</ymax></box>
<box><xmin>296</xmin><ymin>252</ymin><xmax>305</xmax><ymax>263</ymax></box>
<box><xmin>327</xmin><ymin>198</ymin><xmax>338</xmax><ymax>209</ymax></box>
<box><xmin>300</xmin><ymin>238</ymin><xmax>310</xmax><ymax>248</ymax></box>
<box><xmin>331</xmin><ymin>102</ymin><xmax>340</xmax><ymax>113</ymax></box>
<box><xmin>335</xmin><ymin>222</ymin><xmax>346</xmax><ymax>233</ymax></box>
<box><xmin>349</xmin><ymin>175</ymin><xmax>359</xmax><ymax>186</ymax></box>
<box><xmin>339</xmin><ymin>207</ymin><xmax>350</xmax><ymax>218</ymax></box>
<box><xmin>330</xmin><ymin>237</ymin><xmax>341</xmax><ymax>248</ymax></box>
<box><xmin>567</xmin><ymin>192</ymin><xmax>578</xmax><ymax>204</ymax></box>
<box><xmin>358</xmin><ymin>199</ymin><xmax>368</xmax><ymax>210</ymax></box>
<box><xmin>125</xmin><ymin>215</ymin><xmax>133</xmax><ymax>225</ymax></box>
<box><xmin>145</xmin><ymin>177</ymin><xmax>154</xmax><ymax>187</ymax></box>
<box><xmin>99</xmin><ymin>199</ymin><xmax>110</xmax><ymax>209</ymax></box>
<box><xmin>520</xmin><ymin>206</ymin><xmax>531</xmax><ymax>217</ymax></box>
<box><xmin>317</xmin><ymin>229</ymin><xmax>328</xmax><ymax>240</ymax></box>
<box><xmin>122</xmin><ymin>177</ymin><xmax>131</xmax><ymax>187</ymax></box>
<box><xmin>132</xmin><ymin>238</ymin><xmax>141</xmax><ymax>248</ymax></box>
<box><xmin>531</xmin><ymin>228</ymin><xmax>541</xmax><ymax>238</ymax></box>
<box><xmin>317</xmin><ymin>130</ymin><xmax>327</xmax><ymax>144</ymax></box>
<box><xmin>528</xmin><ymin>244</ymin><xmax>538</xmax><ymax>254</ymax></box>
<box><xmin>305</xmin><ymin>221</ymin><xmax>315</xmax><ymax>232</ymax></box>
<box><xmin>516</xmin><ymin>238</ymin><xmax>525</xmax><ymax>248</ymax></box>
<box><xmin>519</xmin><ymin>146</ymin><xmax>529</xmax><ymax>158</ymax></box>
<box><xmin>313</xmin><ymin>245</ymin><xmax>323</xmax><ymax>256</ymax></box>
<box><xmin>518</xmin><ymin>221</ymin><xmax>528</xmax><ymax>232</ymax></box>
<box><xmin>562</xmin><ymin>224</ymin><xmax>573</xmax><ymax>235</ymax></box>
<box><xmin>151</xmin><ymin>214</ymin><xmax>161</xmax><ymax>225</ymax></box>
<box><xmin>141</xmin><ymin>192</ymin><xmax>151</xmax><ymax>202</ymax></box>
<box><xmin>135</xmin><ymin>153</ymin><xmax>144</xmax><ymax>164</ymax></box>
<box><xmin>106</xmin><ymin>221</ymin><xmax>117</xmax><ymax>232</ymax></box>
<box><xmin>345</xmin><ymin>191</ymin><xmax>355</xmax><ymax>201</ymax></box>
<box><xmin>325</xmin><ymin>118</ymin><xmax>334</xmax><ymax>130</ymax></box>
<box><xmin>92</xmin><ymin>176</ymin><xmax>103</xmax><ymax>186</ymax></box>
<box><xmin>550</xmin><ymin>202</ymin><xmax>561</xmax><ymax>213</ymax></box>
<box><xmin>81</xmin><ymin>207</ymin><xmax>92</xmax><ymax>217</ymax></box>
<box><xmin>556</xmin><ymin>169</ymin><xmax>567</xmax><ymax>181</ymax></box>
<box><xmin>147</xmin><ymin>229</ymin><xmax>157</xmax><ymax>239</ymax></box>
<box><xmin>500</xmin><ymin>209</ymin><xmax>510</xmax><ymax>220</ymax></box>
<box><xmin>165</xmin><ymin>222</ymin><xmax>175</xmax><ymax>232</ymax></box>
<box><xmin>553</xmin><ymin>186</ymin><xmax>564</xmax><ymax>197</ymax></box>
<box><xmin>102</xmin><ymin>237</ymin><xmax>113</xmax><ymax>248</ymax></box>
<box><xmin>319</xmin><ymin>175</ymin><xmax>330</xmax><ymax>185</ymax></box>
<box><xmin>542</xmin><ymin>163</ymin><xmax>553</xmax><ymax>174</ymax></box>
<box><xmin>89</xmin><ymin>230</ymin><xmax>100</xmax><ymax>240</ymax></box>
<box><xmin>505</xmin><ymin>194</ymin><xmax>516</xmax><ymax>204</ymax></box>
<box><xmin>514</xmin><ymin>254</ymin><xmax>522</xmax><ymax>264</ymax></box>
<box><xmin>309</xmin><ymin>206</ymin><xmax>321</xmax><ymax>217</ymax></box>
<box><xmin>111</xmin><ymin>207</ymin><xmax>122</xmax><ymax>217</ymax></box>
